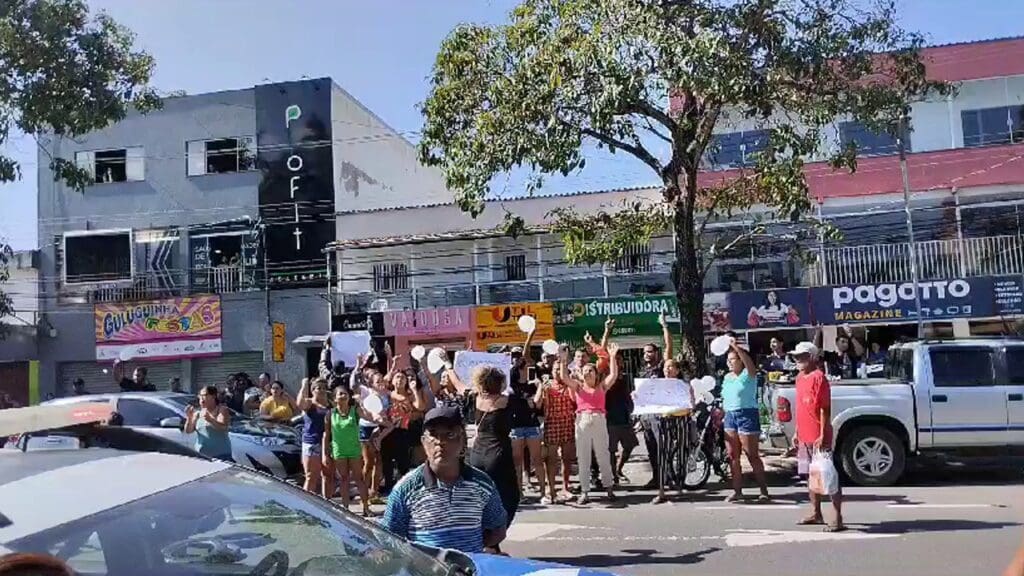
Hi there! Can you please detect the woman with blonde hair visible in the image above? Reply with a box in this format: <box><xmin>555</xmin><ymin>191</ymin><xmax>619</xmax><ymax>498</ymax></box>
<box><xmin>559</xmin><ymin>343</ymin><xmax>621</xmax><ymax>504</ymax></box>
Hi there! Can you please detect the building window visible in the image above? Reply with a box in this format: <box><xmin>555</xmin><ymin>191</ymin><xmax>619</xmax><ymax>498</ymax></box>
<box><xmin>74</xmin><ymin>147</ymin><xmax>145</xmax><ymax>184</ymax></box>
<box><xmin>962</xmin><ymin>106</ymin><xmax>1024</xmax><ymax>147</ymax></box>
<box><xmin>373</xmin><ymin>263</ymin><xmax>409</xmax><ymax>292</ymax></box>
<box><xmin>839</xmin><ymin>121</ymin><xmax>901</xmax><ymax>156</ymax></box>
<box><xmin>63</xmin><ymin>230</ymin><xmax>133</xmax><ymax>284</ymax></box>
<box><xmin>615</xmin><ymin>242</ymin><xmax>652</xmax><ymax>273</ymax></box>
<box><xmin>705</xmin><ymin>129</ymin><xmax>769</xmax><ymax>169</ymax></box>
<box><xmin>187</xmin><ymin>137</ymin><xmax>256</xmax><ymax>176</ymax></box>
<box><xmin>504</xmin><ymin>254</ymin><xmax>527</xmax><ymax>281</ymax></box>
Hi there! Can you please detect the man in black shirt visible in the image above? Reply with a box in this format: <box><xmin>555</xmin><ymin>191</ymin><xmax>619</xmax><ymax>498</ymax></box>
<box><xmin>113</xmin><ymin>361</ymin><xmax>156</xmax><ymax>392</ymax></box>
<box><xmin>605</xmin><ymin>371</ymin><xmax>637</xmax><ymax>485</ymax></box>
<box><xmin>814</xmin><ymin>325</ymin><xmax>865</xmax><ymax>379</ymax></box>
<box><xmin>639</xmin><ymin>313</ymin><xmax>671</xmax><ymax>490</ymax></box>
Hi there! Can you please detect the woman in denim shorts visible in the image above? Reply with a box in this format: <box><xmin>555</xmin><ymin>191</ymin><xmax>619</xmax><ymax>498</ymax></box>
<box><xmin>508</xmin><ymin>377</ymin><xmax>544</xmax><ymax>499</ymax></box>
<box><xmin>721</xmin><ymin>340</ymin><xmax>770</xmax><ymax>502</ymax></box>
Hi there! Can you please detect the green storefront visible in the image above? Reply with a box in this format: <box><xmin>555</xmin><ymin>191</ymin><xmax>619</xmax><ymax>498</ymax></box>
<box><xmin>553</xmin><ymin>295</ymin><xmax>683</xmax><ymax>353</ymax></box>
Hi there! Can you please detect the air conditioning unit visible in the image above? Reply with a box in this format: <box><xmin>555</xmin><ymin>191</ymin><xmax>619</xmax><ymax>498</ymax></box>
<box><xmin>368</xmin><ymin>299</ymin><xmax>389</xmax><ymax>312</ymax></box>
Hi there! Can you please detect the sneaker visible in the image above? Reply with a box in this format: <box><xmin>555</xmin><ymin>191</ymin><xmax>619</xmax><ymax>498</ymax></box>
<box><xmin>540</xmin><ymin>496</ymin><xmax>554</xmax><ymax>505</ymax></box>
<box><xmin>577</xmin><ymin>493</ymin><xmax>589</xmax><ymax>505</ymax></box>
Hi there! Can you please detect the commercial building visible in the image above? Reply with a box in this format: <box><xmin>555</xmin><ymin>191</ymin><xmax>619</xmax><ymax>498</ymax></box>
<box><xmin>0</xmin><ymin>249</ymin><xmax>41</xmax><ymax>406</ymax></box>
<box><xmin>33</xmin><ymin>78</ymin><xmax>449</xmax><ymax>398</ymax></box>
<box><xmin>329</xmin><ymin>37</ymin><xmax>1024</xmax><ymax>364</ymax></box>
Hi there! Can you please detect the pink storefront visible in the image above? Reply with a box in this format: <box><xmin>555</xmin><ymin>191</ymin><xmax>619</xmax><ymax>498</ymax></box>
<box><xmin>383</xmin><ymin>306</ymin><xmax>474</xmax><ymax>369</ymax></box>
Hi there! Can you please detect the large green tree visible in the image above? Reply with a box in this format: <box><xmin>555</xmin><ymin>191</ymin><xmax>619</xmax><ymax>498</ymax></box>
<box><xmin>0</xmin><ymin>0</ymin><xmax>157</xmax><ymax>334</ymax></box>
<box><xmin>419</xmin><ymin>0</ymin><xmax>945</xmax><ymax>373</ymax></box>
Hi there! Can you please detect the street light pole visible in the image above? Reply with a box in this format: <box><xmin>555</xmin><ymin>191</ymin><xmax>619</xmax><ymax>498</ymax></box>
<box><xmin>898</xmin><ymin>114</ymin><xmax>925</xmax><ymax>338</ymax></box>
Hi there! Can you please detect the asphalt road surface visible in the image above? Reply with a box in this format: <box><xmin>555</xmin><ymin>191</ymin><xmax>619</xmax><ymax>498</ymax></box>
<box><xmin>500</xmin><ymin>459</ymin><xmax>1024</xmax><ymax>576</ymax></box>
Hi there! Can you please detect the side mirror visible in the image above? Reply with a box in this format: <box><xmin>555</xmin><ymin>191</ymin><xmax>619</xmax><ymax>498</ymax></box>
<box><xmin>159</xmin><ymin>416</ymin><xmax>184</xmax><ymax>429</ymax></box>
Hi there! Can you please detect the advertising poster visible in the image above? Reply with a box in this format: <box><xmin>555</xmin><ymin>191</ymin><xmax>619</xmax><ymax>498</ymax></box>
<box><xmin>94</xmin><ymin>296</ymin><xmax>222</xmax><ymax>361</ymax></box>
<box><xmin>728</xmin><ymin>288</ymin><xmax>811</xmax><ymax>330</ymax></box>
<box><xmin>475</xmin><ymin>302</ymin><xmax>554</xmax><ymax>349</ymax></box>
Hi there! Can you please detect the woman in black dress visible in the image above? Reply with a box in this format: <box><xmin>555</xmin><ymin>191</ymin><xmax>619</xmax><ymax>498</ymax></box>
<box><xmin>442</xmin><ymin>360</ymin><xmax>520</xmax><ymax>532</ymax></box>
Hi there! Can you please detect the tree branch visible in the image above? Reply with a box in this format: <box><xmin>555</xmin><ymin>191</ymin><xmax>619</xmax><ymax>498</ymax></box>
<box><xmin>700</xmin><ymin>224</ymin><xmax>764</xmax><ymax>278</ymax></box>
<box><xmin>581</xmin><ymin>128</ymin><xmax>663</xmax><ymax>173</ymax></box>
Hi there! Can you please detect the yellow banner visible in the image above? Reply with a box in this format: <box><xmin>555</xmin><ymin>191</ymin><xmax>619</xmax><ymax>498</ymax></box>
<box><xmin>474</xmin><ymin>302</ymin><xmax>555</xmax><ymax>349</ymax></box>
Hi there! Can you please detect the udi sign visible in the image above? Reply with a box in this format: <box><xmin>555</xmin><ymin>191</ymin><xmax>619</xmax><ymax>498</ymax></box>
<box><xmin>475</xmin><ymin>302</ymin><xmax>554</xmax><ymax>349</ymax></box>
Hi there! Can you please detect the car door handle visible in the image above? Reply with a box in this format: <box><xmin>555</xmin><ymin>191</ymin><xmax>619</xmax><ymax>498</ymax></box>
<box><xmin>1009</xmin><ymin>394</ymin><xmax>1024</xmax><ymax>402</ymax></box>
<box><xmin>932</xmin><ymin>395</ymin><xmax>948</xmax><ymax>403</ymax></box>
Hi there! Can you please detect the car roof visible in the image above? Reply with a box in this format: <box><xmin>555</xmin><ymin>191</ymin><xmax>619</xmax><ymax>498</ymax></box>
<box><xmin>45</xmin><ymin>392</ymin><xmax>193</xmax><ymax>404</ymax></box>
<box><xmin>0</xmin><ymin>449</ymin><xmax>229</xmax><ymax>544</ymax></box>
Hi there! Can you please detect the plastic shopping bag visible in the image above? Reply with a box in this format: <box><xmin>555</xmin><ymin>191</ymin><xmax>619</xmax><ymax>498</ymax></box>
<box><xmin>808</xmin><ymin>450</ymin><xmax>839</xmax><ymax>496</ymax></box>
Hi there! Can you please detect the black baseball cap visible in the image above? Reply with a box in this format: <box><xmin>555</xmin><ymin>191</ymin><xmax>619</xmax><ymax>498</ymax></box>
<box><xmin>423</xmin><ymin>406</ymin><xmax>463</xmax><ymax>428</ymax></box>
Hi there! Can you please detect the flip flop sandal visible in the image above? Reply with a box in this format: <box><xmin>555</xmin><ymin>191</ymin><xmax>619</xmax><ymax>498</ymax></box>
<box><xmin>824</xmin><ymin>524</ymin><xmax>848</xmax><ymax>533</ymax></box>
<box><xmin>797</xmin><ymin>516</ymin><xmax>825</xmax><ymax>526</ymax></box>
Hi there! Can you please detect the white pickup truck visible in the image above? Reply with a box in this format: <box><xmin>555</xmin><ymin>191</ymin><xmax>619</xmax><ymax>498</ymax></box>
<box><xmin>770</xmin><ymin>338</ymin><xmax>1024</xmax><ymax>486</ymax></box>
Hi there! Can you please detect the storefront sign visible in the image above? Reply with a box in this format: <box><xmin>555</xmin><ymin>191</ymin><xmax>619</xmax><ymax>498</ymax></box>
<box><xmin>256</xmin><ymin>78</ymin><xmax>336</xmax><ymax>288</ymax></box>
<box><xmin>703</xmin><ymin>292</ymin><xmax>731</xmax><ymax>333</ymax></box>
<box><xmin>728</xmin><ymin>288</ymin><xmax>811</xmax><ymax>330</ymax></box>
<box><xmin>475</xmin><ymin>302</ymin><xmax>555</xmax><ymax>348</ymax></box>
<box><xmin>331</xmin><ymin>312</ymin><xmax>384</xmax><ymax>335</ymax></box>
<box><xmin>554</xmin><ymin>295</ymin><xmax>677</xmax><ymax>341</ymax></box>
<box><xmin>811</xmin><ymin>276</ymin><xmax>1024</xmax><ymax>324</ymax></box>
<box><xmin>384</xmin><ymin>306</ymin><xmax>472</xmax><ymax>337</ymax></box>
<box><xmin>272</xmin><ymin>322</ymin><xmax>286</xmax><ymax>363</ymax></box>
<box><xmin>94</xmin><ymin>296</ymin><xmax>222</xmax><ymax>361</ymax></box>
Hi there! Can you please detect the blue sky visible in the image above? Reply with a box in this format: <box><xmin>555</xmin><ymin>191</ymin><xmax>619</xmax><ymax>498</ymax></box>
<box><xmin>2</xmin><ymin>0</ymin><xmax>1023</xmax><ymax>250</ymax></box>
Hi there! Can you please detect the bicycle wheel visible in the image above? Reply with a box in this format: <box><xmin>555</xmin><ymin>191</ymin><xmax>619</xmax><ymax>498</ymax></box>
<box><xmin>683</xmin><ymin>445</ymin><xmax>711</xmax><ymax>490</ymax></box>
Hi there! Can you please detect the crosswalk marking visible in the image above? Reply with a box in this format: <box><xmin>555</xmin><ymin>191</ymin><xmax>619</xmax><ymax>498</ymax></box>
<box><xmin>723</xmin><ymin>529</ymin><xmax>898</xmax><ymax>547</ymax></box>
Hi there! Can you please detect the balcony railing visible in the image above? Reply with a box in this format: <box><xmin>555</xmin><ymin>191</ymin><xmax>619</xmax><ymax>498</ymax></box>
<box><xmin>821</xmin><ymin>234</ymin><xmax>1024</xmax><ymax>285</ymax></box>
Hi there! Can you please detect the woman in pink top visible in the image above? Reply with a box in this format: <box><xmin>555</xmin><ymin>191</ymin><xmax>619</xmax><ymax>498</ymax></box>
<box><xmin>558</xmin><ymin>343</ymin><xmax>620</xmax><ymax>504</ymax></box>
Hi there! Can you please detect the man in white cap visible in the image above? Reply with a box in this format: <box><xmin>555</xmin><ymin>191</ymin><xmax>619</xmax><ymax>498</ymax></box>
<box><xmin>791</xmin><ymin>341</ymin><xmax>845</xmax><ymax>532</ymax></box>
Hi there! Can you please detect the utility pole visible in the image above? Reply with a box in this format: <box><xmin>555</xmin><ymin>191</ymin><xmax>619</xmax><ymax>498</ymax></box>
<box><xmin>898</xmin><ymin>114</ymin><xmax>925</xmax><ymax>338</ymax></box>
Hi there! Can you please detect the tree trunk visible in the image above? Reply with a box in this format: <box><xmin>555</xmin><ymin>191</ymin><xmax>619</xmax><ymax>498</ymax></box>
<box><xmin>669</xmin><ymin>174</ymin><xmax>708</xmax><ymax>377</ymax></box>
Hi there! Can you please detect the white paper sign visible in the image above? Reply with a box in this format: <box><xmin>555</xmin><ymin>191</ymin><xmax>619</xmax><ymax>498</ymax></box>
<box><xmin>453</xmin><ymin>351</ymin><xmax>512</xmax><ymax>393</ymax></box>
<box><xmin>633</xmin><ymin>378</ymin><xmax>693</xmax><ymax>415</ymax></box>
<box><xmin>330</xmin><ymin>331</ymin><xmax>371</xmax><ymax>369</ymax></box>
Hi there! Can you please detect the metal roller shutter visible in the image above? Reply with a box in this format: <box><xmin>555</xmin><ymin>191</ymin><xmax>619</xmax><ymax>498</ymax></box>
<box><xmin>192</xmin><ymin>352</ymin><xmax>265</xmax><ymax>390</ymax></box>
<box><xmin>58</xmin><ymin>360</ymin><xmax>183</xmax><ymax>397</ymax></box>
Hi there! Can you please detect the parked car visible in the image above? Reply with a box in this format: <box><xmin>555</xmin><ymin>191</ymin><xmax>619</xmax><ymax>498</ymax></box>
<box><xmin>44</xmin><ymin>392</ymin><xmax>302</xmax><ymax>479</ymax></box>
<box><xmin>0</xmin><ymin>408</ymin><xmax>615</xmax><ymax>576</ymax></box>
<box><xmin>769</xmin><ymin>338</ymin><xmax>1024</xmax><ymax>486</ymax></box>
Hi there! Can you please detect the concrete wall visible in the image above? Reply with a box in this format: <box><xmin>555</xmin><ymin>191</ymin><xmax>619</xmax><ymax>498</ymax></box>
<box><xmin>330</xmin><ymin>85</ymin><xmax>450</xmax><ymax>215</ymax></box>
<box><xmin>4</xmin><ymin>251</ymin><xmax>38</xmax><ymax>326</ymax></box>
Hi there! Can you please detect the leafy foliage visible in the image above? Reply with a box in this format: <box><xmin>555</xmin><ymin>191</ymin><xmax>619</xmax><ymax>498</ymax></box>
<box><xmin>0</xmin><ymin>0</ymin><xmax>157</xmax><ymax>332</ymax></box>
<box><xmin>420</xmin><ymin>0</ymin><xmax>945</xmax><ymax>372</ymax></box>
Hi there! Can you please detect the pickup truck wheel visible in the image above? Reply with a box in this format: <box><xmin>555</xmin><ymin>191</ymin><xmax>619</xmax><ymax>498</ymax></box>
<box><xmin>840</xmin><ymin>426</ymin><xmax>905</xmax><ymax>487</ymax></box>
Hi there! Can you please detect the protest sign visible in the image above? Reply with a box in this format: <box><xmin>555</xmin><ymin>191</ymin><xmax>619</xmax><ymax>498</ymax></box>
<box><xmin>330</xmin><ymin>330</ymin><xmax>371</xmax><ymax>369</ymax></box>
<box><xmin>453</xmin><ymin>351</ymin><xmax>512</xmax><ymax>392</ymax></box>
<box><xmin>633</xmin><ymin>378</ymin><xmax>693</xmax><ymax>415</ymax></box>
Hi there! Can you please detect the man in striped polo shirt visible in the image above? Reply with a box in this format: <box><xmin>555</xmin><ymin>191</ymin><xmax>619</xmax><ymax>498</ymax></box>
<box><xmin>383</xmin><ymin>406</ymin><xmax>508</xmax><ymax>553</ymax></box>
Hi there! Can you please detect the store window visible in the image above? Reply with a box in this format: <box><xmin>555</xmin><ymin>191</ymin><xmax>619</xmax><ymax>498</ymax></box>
<box><xmin>373</xmin><ymin>263</ymin><xmax>409</xmax><ymax>292</ymax></box>
<box><xmin>74</xmin><ymin>147</ymin><xmax>145</xmax><ymax>183</ymax></box>
<box><xmin>961</xmin><ymin>105</ymin><xmax>1024</xmax><ymax>147</ymax></box>
<box><xmin>187</xmin><ymin>137</ymin><xmax>256</xmax><ymax>176</ymax></box>
<box><xmin>504</xmin><ymin>254</ymin><xmax>527</xmax><ymax>281</ymax></box>
<box><xmin>839</xmin><ymin>121</ymin><xmax>901</xmax><ymax>156</ymax></box>
<box><xmin>63</xmin><ymin>230</ymin><xmax>133</xmax><ymax>284</ymax></box>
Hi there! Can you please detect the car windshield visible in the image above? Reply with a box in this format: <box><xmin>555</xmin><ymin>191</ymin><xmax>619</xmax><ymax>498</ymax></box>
<box><xmin>7</xmin><ymin>467</ymin><xmax>452</xmax><ymax>576</ymax></box>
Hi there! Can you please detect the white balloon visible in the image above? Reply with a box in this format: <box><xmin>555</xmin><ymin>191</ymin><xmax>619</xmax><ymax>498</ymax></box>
<box><xmin>701</xmin><ymin>375</ymin><xmax>717</xmax><ymax>389</ymax></box>
<box><xmin>363</xmin><ymin>393</ymin><xmax>384</xmax><ymax>416</ymax></box>
<box><xmin>118</xmin><ymin>349</ymin><xmax>134</xmax><ymax>362</ymax></box>
<box><xmin>542</xmin><ymin>339</ymin><xmax>560</xmax><ymax>355</ymax></box>
<box><xmin>411</xmin><ymin>345</ymin><xmax>426</xmax><ymax>361</ymax></box>
<box><xmin>700</xmin><ymin>390</ymin><xmax>716</xmax><ymax>404</ymax></box>
<box><xmin>427</xmin><ymin>351</ymin><xmax>446</xmax><ymax>374</ymax></box>
<box><xmin>517</xmin><ymin>315</ymin><xmax>536</xmax><ymax>333</ymax></box>
<box><xmin>692</xmin><ymin>376</ymin><xmax>716</xmax><ymax>395</ymax></box>
<box><xmin>709</xmin><ymin>335</ymin><xmax>735</xmax><ymax>357</ymax></box>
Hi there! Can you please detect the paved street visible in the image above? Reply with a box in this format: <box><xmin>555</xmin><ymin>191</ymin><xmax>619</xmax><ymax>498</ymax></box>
<box><xmin>500</xmin><ymin>458</ymin><xmax>1024</xmax><ymax>576</ymax></box>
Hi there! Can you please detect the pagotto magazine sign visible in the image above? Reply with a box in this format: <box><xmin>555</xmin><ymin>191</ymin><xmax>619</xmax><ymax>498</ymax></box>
<box><xmin>94</xmin><ymin>296</ymin><xmax>223</xmax><ymax>361</ymax></box>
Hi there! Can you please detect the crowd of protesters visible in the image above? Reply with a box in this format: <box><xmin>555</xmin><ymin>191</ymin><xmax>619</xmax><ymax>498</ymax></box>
<box><xmin>37</xmin><ymin>317</ymin><xmax>860</xmax><ymax>555</ymax></box>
